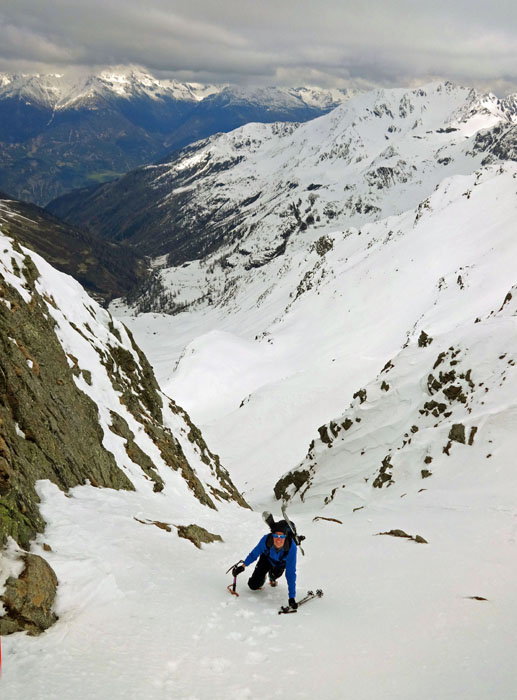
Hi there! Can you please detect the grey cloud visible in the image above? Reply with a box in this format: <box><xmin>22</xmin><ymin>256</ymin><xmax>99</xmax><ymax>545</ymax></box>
<box><xmin>0</xmin><ymin>22</ymin><xmax>77</xmax><ymax>63</ymax></box>
<box><xmin>1</xmin><ymin>1</ymin><xmax>517</xmax><ymax>94</ymax></box>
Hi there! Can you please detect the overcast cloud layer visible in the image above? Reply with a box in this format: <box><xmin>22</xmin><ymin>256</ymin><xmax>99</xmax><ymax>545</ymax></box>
<box><xmin>2</xmin><ymin>0</ymin><xmax>517</xmax><ymax>95</ymax></box>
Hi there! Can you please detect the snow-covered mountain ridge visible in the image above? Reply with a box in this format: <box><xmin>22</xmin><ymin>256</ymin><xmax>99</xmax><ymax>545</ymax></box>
<box><xmin>55</xmin><ymin>82</ymin><xmax>517</xmax><ymax>268</ymax></box>
<box><xmin>0</xmin><ymin>69</ymin><xmax>353</xmax><ymax>206</ymax></box>
<box><xmin>0</xmin><ymin>70</ymin><xmax>217</xmax><ymax>110</ymax></box>
<box><xmin>0</xmin><ymin>69</ymin><xmax>351</xmax><ymax>112</ymax></box>
<box><xmin>105</xmin><ymin>128</ymin><xmax>517</xmax><ymax>698</ymax></box>
<box><xmin>112</xmin><ymin>88</ymin><xmax>517</xmax><ymax>511</ymax></box>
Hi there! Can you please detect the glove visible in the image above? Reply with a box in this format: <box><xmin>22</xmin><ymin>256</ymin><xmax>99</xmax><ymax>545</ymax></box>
<box><xmin>232</xmin><ymin>564</ymin><xmax>245</xmax><ymax>576</ymax></box>
<box><xmin>289</xmin><ymin>597</ymin><xmax>298</xmax><ymax>610</ymax></box>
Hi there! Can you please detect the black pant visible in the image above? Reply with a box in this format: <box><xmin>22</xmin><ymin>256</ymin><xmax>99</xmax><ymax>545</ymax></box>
<box><xmin>248</xmin><ymin>554</ymin><xmax>285</xmax><ymax>590</ymax></box>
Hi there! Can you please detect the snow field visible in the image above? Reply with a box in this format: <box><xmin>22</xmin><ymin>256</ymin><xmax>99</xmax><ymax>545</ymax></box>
<box><xmin>122</xmin><ymin>163</ymin><xmax>517</xmax><ymax>504</ymax></box>
<box><xmin>110</xmin><ymin>160</ymin><xmax>517</xmax><ymax>697</ymax></box>
<box><xmin>2</xmin><ymin>480</ymin><xmax>516</xmax><ymax>699</ymax></box>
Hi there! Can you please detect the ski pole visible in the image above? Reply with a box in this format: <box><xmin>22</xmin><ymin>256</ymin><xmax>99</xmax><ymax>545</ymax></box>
<box><xmin>278</xmin><ymin>589</ymin><xmax>323</xmax><ymax>614</ymax></box>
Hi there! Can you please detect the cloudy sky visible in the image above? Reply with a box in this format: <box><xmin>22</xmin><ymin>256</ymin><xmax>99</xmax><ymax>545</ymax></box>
<box><xmin>2</xmin><ymin>0</ymin><xmax>517</xmax><ymax>94</ymax></box>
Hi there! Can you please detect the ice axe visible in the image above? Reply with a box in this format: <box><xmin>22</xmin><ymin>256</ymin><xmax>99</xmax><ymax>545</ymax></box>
<box><xmin>225</xmin><ymin>559</ymin><xmax>245</xmax><ymax>596</ymax></box>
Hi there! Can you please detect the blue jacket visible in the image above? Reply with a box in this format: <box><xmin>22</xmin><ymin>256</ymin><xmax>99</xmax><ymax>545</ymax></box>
<box><xmin>244</xmin><ymin>534</ymin><xmax>297</xmax><ymax>598</ymax></box>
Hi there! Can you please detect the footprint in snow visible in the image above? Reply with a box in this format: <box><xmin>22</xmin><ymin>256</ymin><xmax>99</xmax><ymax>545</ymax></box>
<box><xmin>200</xmin><ymin>657</ymin><xmax>232</xmax><ymax>674</ymax></box>
<box><xmin>246</xmin><ymin>650</ymin><xmax>268</xmax><ymax>664</ymax></box>
<box><xmin>226</xmin><ymin>631</ymin><xmax>244</xmax><ymax>641</ymax></box>
<box><xmin>251</xmin><ymin>624</ymin><xmax>276</xmax><ymax>637</ymax></box>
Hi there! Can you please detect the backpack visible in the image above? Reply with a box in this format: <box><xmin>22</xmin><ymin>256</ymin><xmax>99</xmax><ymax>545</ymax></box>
<box><xmin>262</xmin><ymin>512</ymin><xmax>305</xmax><ymax>554</ymax></box>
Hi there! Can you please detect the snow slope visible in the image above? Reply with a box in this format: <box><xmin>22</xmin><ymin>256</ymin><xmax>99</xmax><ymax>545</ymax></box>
<box><xmin>117</xmin><ymin>161</ymin><xmax>517</xmax><ymax>504</ymax></box>
<box><xmin>112</xmin><ymin>109</ymin><xmax>517</xmax><ymax>697</ymax></box>
<box><xmin>2</xmin><ymin>85</ymin><xmax>517</xmax><ymax>699</ymax></box>
<box><xmin>105</xmin><ymin>140</ymin><xmax>517</xmax><ymax>700</ymax></box>
<box><xmin>2</xmin><ymin>455</ymin><xmax>516</xmax><ymax>699</ymax></box>
<box><xmin>277</xmin><ymin>168</ymin><xmax>517</xmax><ymax>512</ymax></box>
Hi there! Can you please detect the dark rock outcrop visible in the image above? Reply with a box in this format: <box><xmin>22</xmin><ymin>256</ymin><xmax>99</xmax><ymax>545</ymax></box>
<box><xmin>176</xmin><ymin>524</ymin><xmax>223</xmax><ymax>549</ymax></box>
<box><xmin>274</xmin><ymin>469</ymin><xmax>312</xmax><ymax>501</ymax></box>
<box><xmin>375</xmin><ymin>529</ymin><xmax>428</xmax><ymax>544</ymax></box>
<box><xmin>0</xmin><ymin>553</ymin><xmax>58</xmax><ymax>635</ymax></box>
<box><xmin>0</xmin><ymin>248</ymin><xmax>135</xmax><ymax>550</ymax></box>
<box><xmin>0</xmin><ymin>231</ymin><xmax>249</xmax><ymax>640</ymax></box>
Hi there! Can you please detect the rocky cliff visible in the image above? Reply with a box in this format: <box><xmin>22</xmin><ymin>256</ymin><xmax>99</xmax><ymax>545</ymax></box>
<box><xmin>0</xmin><ymin>227</ymin><xmax>248</xmax><ymax>635</ymax></box>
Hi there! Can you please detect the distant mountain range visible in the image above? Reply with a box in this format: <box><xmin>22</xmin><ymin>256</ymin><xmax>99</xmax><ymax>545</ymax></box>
<box><xmin>0</xmin><ymin>69</ymin><xmax>352</xmax><ymax>205</ymax></box>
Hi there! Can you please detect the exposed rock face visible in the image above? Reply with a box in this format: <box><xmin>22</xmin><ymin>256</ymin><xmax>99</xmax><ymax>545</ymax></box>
<box><xmin>274</xmin><ymin>469</ymin><xmax>311</xmax><ymax>502</ymax></box>
<box><xmin>0</xmin><ymin>244</ymin><xmax>134</xmax><ymax>550</ymax></box>
<box><xmin>0</xmin><ymin>230</ymin><xmax>249</xmax><ymax>634</ymax></box>
<box><xmin>0</xmin><ymin>231</ymin><xmax>248</xmax><ymax>551</ymax></box>
<box><xmin>449</xmin><ymin>423</ymin><xmax>466</xmax><ymax>444</ymax></box>
<box><xmin>0</xmin><ymin>553</ymin><xmax>58</xmax><ymax>635</ymax></box>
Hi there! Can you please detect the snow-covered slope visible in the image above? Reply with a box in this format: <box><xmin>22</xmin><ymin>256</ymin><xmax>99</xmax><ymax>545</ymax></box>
<box><xmin>177</xmin><ymin>83</ymin><xmax>352</xmax><ymax>113</ymax></box>
<box><xmin>106</xmin><ymin>113</ymin><xmax>517</xmax><ymax>699</ymax></box>
<box><xmin>273</xmin><ymin>167</ymin><xmax>517</xmax><ymax>510</ymax></box>
<box><xmin>97</xmin><ymin>84</ymin><xmax>517</xmax><ymax>530</ymax></box>
<box><xmin>3</xmin><ymin>83</ymin><xmax>517</xmax><ymax>699</ymax></box>
<box><xmin>118</xmin><ymin>161</ymin><xmax>517</xmax><ymax>504</ymax></box>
